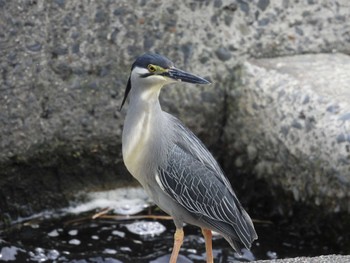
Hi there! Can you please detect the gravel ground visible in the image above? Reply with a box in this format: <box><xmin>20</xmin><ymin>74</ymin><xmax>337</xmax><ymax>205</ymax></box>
<box><xmin>254</xmin><ymin>255</ymin><xmax>350</xmax><ymax>263</ymax></box>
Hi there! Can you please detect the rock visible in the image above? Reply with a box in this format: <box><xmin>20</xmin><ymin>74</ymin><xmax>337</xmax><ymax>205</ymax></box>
<box><xmin>225</xmin><ymin>53</ymin><xmax>350</xmax><ymax>213</ymax></box>
<box><xmin>215</xmin><ymin>46</ymin><xmax>232</xmax><ymax>61</ymax></box>
<box><xmin>257</xmin><ymin>0</ymin><xmax>270</xmax><ymax>11</ymax></box>
<box><xmin>253</xmin><ymin>255</ymin><xmax>350</xmax><ymax>263</ymax></box>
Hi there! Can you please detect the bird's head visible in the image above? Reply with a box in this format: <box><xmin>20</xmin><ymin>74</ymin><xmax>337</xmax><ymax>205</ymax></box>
<box><xmin>120</xmin><ymin>53</ymin><xmax>210</xmax><ymax>109</ymax></box>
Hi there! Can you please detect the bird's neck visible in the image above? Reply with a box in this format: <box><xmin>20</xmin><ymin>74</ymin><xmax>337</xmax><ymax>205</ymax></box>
<box><xmin>122</xmin><ymin>88</ymin><xmax>164</xmax><ymax>180</ymax></box>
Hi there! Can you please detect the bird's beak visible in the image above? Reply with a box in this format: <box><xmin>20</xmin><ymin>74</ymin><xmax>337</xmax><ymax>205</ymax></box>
<box><xmin>166</xmin><ymin>68</ymin><xmax>211</xmax><ymax>84</ymax></box>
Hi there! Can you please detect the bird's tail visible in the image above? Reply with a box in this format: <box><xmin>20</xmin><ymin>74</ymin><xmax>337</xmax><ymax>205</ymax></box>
<box><xmin>225</xmin><ymin>209</ymin><xmax>258</xmax><ymax>254</ymax></box>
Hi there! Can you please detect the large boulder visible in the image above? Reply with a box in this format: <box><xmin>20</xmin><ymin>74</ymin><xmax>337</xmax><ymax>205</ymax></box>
<box><xmin>225</xmin><ymin>53</ymin><xmax>350</xmax><ymax>213</ymax></box>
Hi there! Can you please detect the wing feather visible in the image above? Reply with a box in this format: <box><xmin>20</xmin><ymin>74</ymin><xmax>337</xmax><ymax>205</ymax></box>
<box><xmin>165</xmin><ymin>113</ymin><xmax>234</xmax><ymax>191</ymax></box>
<box><xmin>158</xmin><ymin>142</ymin><xmax>257</xmax><ymax>250</ymax></box>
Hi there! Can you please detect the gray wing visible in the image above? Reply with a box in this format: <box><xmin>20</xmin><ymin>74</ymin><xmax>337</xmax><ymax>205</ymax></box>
<box><xmin>158</xmin><ymin>115</ymin><xmax>257</xmax><ymax>250</ymax></box>
<box><xmin>167</xmin><ymin>114</ymin><xmax>234</xmax><ymax>191</ymax></box>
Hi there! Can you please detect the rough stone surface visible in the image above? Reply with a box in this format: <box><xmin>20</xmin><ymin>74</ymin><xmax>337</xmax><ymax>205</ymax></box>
<box><xmin>0</xmin><ymin>0</ymin><xmax>350</xmax><ymax>217</ymax></box>
<box><xmin>254</xmin><ymin>255</ymin><xmax>350</xmax><ymax>263</ymax></box>
<box><xmin>225</xmin><ymin>53</ymin><xmax>350</xmax><ymax>213</ymax></box>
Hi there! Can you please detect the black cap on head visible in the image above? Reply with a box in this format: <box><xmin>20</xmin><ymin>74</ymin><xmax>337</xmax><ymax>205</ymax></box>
<box><xmin>132</xmin><ymin>53</ymin><xmax>174</xmax><ymax>70</ymax></box>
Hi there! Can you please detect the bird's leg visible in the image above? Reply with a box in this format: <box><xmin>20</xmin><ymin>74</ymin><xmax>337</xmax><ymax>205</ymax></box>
<box><xmin>169</xmin><ymin>228</ymin><xmax>184</xmax><ymax>263</ymax></box>
<box><xmin>202</xmin><ymin>228</ymin><xmax>214</xmax><ymax>263</ymax></box>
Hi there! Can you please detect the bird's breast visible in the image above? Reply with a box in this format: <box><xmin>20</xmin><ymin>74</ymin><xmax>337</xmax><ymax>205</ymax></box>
<box><xmin>122</xmin><ymin>111</ymin><xmax>152</xmax><ymax>179</ymax></box>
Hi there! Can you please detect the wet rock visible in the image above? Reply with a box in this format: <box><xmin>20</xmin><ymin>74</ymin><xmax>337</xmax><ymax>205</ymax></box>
<box><xmin>65</xmin><ymin>187</ymin><xmax>152</xmax><ymax>216</ymax></box>
<box><xmin>0</xmin><ymin>246</ymin><xmax>24</xmax><ymax>261</ymax></box>
<box><xmin>125</xmin><ymin>221</ymin><xmax>166</xmax><ymax>236</ymax></box>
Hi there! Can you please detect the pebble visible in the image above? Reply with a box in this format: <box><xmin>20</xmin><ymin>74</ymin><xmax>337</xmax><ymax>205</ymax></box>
<box><xmin>103</xmin><ymin>248</ymin><xmax>117</xmax><ymax>254</ymax></box>
<box><xmin>48</xmin><ymin>229</ymin><xmax>60</xmax><ymax>237</ymax></box>
<box><xmin>26</xmin><ymin>42</ymin><xmax>42</xmax><ymax>52</ymax></box>
<box><xmin>125</xmin><ymin>221</ymin><xmax>166</xmax><ymax>236</ymax></box>
<box><xmin>112</xmin><ymin>230</ymin><xmax>125</xmax><ymax>238</ymax></box>
<box><xmin>68</xmin><ymin>229</ymin><xmax>78</xmax><ymax>236</ymax></box>
<box><xmin>68</xmin><ymin>239</ymin><xmax>81</xmax><ymax>245</ymax></box>
<box><xmin>215</xmin><ymin>47</ymin><xmax>232</xmax><ymax>61</ymax></box>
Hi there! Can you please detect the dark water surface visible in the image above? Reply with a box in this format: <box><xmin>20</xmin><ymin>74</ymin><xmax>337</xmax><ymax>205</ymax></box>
<box><xmin>1</xmin><ymin>205</ymin><xmax>349</xmax><ymax>263</ymax></box>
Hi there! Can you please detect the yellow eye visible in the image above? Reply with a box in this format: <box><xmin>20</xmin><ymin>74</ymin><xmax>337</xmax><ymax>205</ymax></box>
<box><xmin>147</xmin><ymin>64</ymin><xmax>157</xmax><ymax>73</ymax></box>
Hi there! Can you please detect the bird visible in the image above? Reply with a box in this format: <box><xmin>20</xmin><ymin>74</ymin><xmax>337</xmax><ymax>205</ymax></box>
<box><xmin>120</xmin><ymin>53</ymin><xmax>257</xmax><ymax>263</ymax></box>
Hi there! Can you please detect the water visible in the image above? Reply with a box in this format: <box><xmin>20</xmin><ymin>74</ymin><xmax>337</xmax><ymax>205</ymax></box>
<box><xmin>1</xmin><ymin>187</ymin><xmax>349</xmax><ymax>262</ymax></box>
<box><xmin>1</xmin><ymin>212</ymin><xmax>257</xmax><ymax>262</ymax></box>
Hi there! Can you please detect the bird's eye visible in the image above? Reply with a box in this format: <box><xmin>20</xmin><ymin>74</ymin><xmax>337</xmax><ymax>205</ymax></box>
<box><xmin>147</xmin><ymin>64</ymin><xmax>157</xmax><ymax>73</ymax></box>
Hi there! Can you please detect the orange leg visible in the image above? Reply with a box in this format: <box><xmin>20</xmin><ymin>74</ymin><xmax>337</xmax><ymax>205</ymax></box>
<box><xmin>202</xmin><ymin>228</ymin><xmax>214</xmax><ymax>263</ymax></box>
<box><xmin>169</xmin><ymin>228</ymin><xmax>184</xmax><ymax>263</ymax></box>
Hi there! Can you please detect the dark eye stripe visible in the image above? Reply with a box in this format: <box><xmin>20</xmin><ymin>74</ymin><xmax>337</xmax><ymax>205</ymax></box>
<box><xmin>140</xmin><ymin>73</ymin><xmax>153</xmax><ymax>78</ymax></box>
